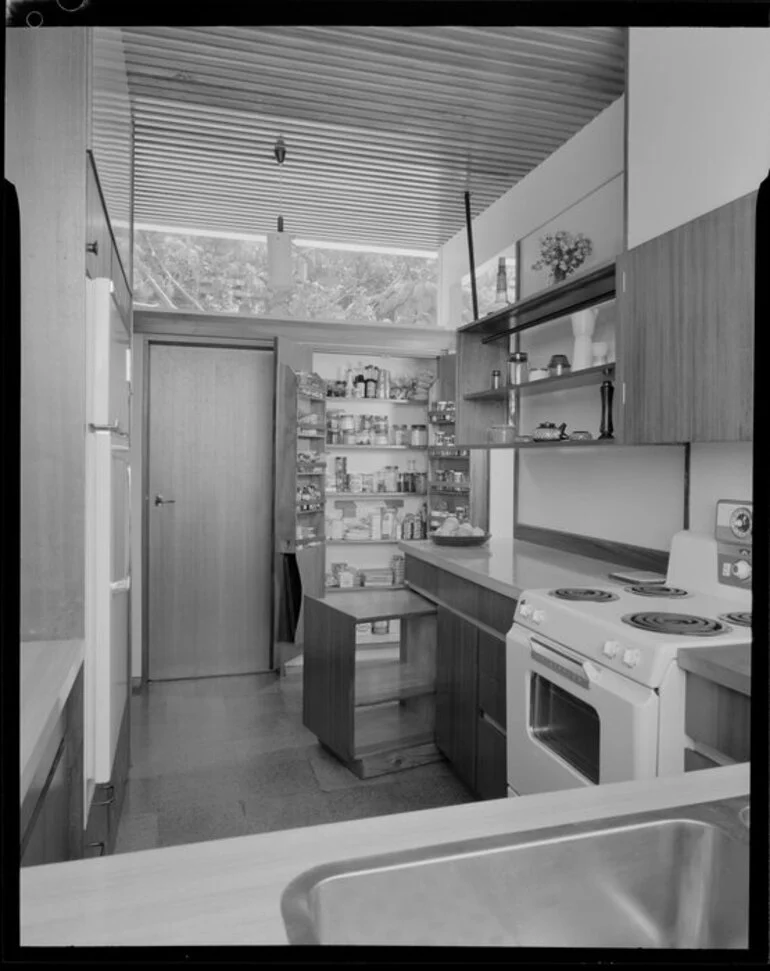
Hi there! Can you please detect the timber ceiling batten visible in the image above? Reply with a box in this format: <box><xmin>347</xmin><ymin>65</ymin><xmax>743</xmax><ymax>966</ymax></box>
<box><xmin>122</xmin><ymin>26</ymin><xmax>625</xmax><ymax>250</ymax></box>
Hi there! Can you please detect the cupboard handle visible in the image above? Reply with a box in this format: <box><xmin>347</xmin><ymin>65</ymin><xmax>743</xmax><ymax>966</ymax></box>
<box><xmin>85</xmin><ymin>841</ymin><xmax>106</xmax><ymax>856</ymax></box>
<box><xmin>92</xmin><ymin>795</ymin><xmax>115</xmax><ymax>807</ymax></box>
<box><xmin>86</xmin><ymin>241</ymin><xmax>99</xmax><ymax>255</ymax></box>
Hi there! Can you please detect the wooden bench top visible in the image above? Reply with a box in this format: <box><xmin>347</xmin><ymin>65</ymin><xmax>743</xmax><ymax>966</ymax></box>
<box><xmin>307</xmin><ymin>589</ymin><xmax>437</xmax><ymax>623</ymax></box>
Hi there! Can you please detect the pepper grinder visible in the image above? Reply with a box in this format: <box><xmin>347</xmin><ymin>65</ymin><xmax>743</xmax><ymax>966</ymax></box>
<box><xmin>599</xmin><ymin>378</ymin><xmax>614</xmax><ymax>439</ymax></box>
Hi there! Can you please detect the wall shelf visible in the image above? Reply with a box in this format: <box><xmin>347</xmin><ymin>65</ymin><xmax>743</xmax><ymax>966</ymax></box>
<box><xmin>464</xmin><ymin>364</ymin><xmax>616</xmax><ymax>401</ymax></box>
<box><xmin>458</xmin><ymin>260</ymin><xmax>616</xmax><ymax>343</ymax></box>
<box><xmin>481</xmin><ymin>438</ymin><xmax>616</xmax><ymax>450</ymax></box>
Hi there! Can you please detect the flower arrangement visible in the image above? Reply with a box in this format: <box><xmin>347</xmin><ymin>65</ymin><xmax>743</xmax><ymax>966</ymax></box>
<box><xmin>532</xmin><ymin>230</ymin><xmax>593</xmax><ymax>284</ymax></box>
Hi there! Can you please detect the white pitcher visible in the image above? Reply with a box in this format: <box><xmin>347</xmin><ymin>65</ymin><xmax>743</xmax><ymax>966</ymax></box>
<box><xmin>571</xmin><ymin>307</ymin><xmax>598</xmax><ymax>371</ymax></box>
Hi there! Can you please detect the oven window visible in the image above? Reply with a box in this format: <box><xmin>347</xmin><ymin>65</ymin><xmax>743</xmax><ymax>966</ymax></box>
<box><xmin>529</xmin><ymin>673</ymin><xmax>601</xmax><ymax>784</ymax></box>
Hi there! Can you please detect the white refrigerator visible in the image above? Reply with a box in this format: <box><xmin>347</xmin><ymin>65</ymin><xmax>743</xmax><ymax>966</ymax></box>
<box><xmin>84</xmin><ymin>277</ymin><xmax>132</xmax><ymax>819</ymax></box>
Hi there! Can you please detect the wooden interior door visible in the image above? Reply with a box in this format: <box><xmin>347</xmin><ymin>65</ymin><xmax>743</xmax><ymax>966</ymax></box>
<box><xmin>148</xmin><ymin>343</ymin><xmax>274</xmax><ymax>680</ymax></box>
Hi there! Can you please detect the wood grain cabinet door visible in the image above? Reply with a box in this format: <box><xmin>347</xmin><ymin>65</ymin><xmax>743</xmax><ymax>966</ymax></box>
<box><xmin>688</xmin><ymin>192</ymin><xmax>755</xmax><ymax>443</ymax></box>
<box><xmin>435</xmin><ymin>606</ymin><xmax>478</xmax><ymax>792</ymax></box>
<box><xmin>616</xmin><ymin>243</ymin><xmax>692</xmax><ymax>445</ymax></box>
<box><xmin>617</xmin><ymin>192</ymin><xmax>755</xmax><ymax>445</ymax></box>
<box><xmin>475</xmin><ymin>715</ymin><xmax>508</xmax><ymax>800</ymax></box>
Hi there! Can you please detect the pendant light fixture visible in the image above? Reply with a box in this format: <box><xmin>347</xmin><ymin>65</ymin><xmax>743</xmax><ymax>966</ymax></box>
<box><xmin>267</xmin><ymin>134</ymin><xmax>293</xmax><ymax>292</ymax></box>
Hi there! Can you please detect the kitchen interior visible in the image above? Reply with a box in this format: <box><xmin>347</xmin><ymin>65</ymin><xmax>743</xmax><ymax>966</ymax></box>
<box><xmin>10</xmin><ymin>20</ymin><xmax>768</xmax><ymax>953</ymax></box>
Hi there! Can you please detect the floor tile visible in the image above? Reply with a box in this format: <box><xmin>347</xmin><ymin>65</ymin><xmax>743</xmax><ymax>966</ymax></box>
<box><xmin>240</xmin><ymin>789</ymin><xmax>332</xmax><ymax>835</ymax></box>
<box><xmin>157</xmin><ymin>797</ymin><xmax>249</xmax><ymax>849</ymax></box>
<box><xmin>120</xmin><ymin>670</ymin><xmax>474</xmax><ymax>853</ymax></box>
<box><xmin>114</xmin><ymin>812</ymin><xmax>160</xmax><ymax>854</ymax></box>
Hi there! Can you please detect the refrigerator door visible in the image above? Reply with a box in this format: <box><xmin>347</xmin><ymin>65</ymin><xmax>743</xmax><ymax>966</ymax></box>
<box><xmin>85</xmin><ymin>278</ymin><xmax>131</xmax><ymax>805</ymax></box>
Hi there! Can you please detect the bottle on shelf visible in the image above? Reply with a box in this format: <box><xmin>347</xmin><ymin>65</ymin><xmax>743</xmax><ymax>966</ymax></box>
<box><xmin>354</xmin><ymin>363</ymin><xmax>366</xmax><ymax>399</ymax></box>
<box><xmin>365</xmin><ymin>365</ymin><xmax>380</xmax><ymax>399</ymax></box>
<box><xmin>345</xmin><ymin>365</ymin><xmax>356</xmax><ymax>399</ymax></box>
<box><xmin>494</xmin><ymin>257</ymin><xmax>508</xmax><ymax>307</ymax></box>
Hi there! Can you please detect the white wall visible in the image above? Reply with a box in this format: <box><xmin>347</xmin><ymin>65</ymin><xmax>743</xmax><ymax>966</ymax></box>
<box><xmin>688</xmin><ymin>444</ymin><xmax>753</xmax><ymax>536</ymax></box>
<box><xmin>439</xmin><ymin>96</ymin><xmax>625</xmax><ymax>328</ymax></box>
<box><xmin>627</xmin><ymin>27</ymin><xmax>770</xmax><ymax>247</ymax></box>
<box><xmin>517</xmin><ymin>447</ymin><xmax>686</xmax><ymax>551</ymax></box>
<box><xmin>489</xmin><ymin>451</ymin><xmax>515</xmax><ymax>540</ymax></box>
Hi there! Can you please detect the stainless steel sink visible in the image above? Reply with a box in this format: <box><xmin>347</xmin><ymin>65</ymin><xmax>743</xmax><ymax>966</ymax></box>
<box><xmin>281</xmin><ymin>797</ymin><xmax>749</xmax><ymax>947</ymax></box>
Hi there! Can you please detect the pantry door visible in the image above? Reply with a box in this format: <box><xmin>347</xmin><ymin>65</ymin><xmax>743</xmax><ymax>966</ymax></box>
<box><xmin>147</xmin><ymin>343</ymin><xmax>274</xmax><ymax>680</ymax></box>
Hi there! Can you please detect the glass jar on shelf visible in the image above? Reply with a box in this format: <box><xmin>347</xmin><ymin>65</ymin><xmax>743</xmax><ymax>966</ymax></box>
<box><xmin>410</xmin><ymin>425</ymin><xmax>428</xmax><ymax>447</ymax></box>
<box><xmin>384</xmin><ymin>465</ymin><xmax>399</xmax><ymax>494</ymax></box>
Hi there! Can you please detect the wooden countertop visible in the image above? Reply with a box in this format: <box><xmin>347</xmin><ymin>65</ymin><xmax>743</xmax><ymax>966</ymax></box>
<box><xmin>20</xmin><ymin>763</ymin><xmax>748</xmax><ymax>946</ymax></box>
<box><xmin>400</xmin><ymin>539</ymin><xmax>633</xmax><ymax>600</ymax></box>
<box><xmin>20</xmin><ymin>639</ymin><xmax>84</xmax><ymax>806</ymax></box>
<box><xmin>678</xmin><ymin>643</ymin><xmax>752</xmax><ymax>697</ymax></box>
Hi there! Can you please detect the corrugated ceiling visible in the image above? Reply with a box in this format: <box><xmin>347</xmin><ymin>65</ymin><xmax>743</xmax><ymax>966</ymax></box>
<box><xmin>122</xmin><ymin>26</ymin><xmax>626</xmax><ymax>251</ymax></box>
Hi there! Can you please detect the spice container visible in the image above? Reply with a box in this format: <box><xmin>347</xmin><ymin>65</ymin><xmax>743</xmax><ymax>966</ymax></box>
<box><xmin>491</xmin><ymin>369</ymin><xmax>501</xmax><ymax>389</ymax></box>
<box><xmin>548</xmin><ymin>354</ymin><xmax>571</xmax><ymax>377</ymax></box>
<box><xmin>410</xmin><ymin>424</ymin><xmax>428</xmax><ymax>447</ymax></box>
<box><xmin>508</xmin><ymin>351</ymin><xmax>529</xmax><ymax>386</ymax></box>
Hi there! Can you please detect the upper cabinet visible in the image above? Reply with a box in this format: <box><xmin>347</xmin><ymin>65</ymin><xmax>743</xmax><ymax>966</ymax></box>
<box><xmin>90</xmin><ymin>27</ymin><xmax>133</xmax><ymax>285</ymax></box>
<box><xmin>617</xmin><ymin>191</ymin><xmax>755</xmax><ymax>445</ymax></box>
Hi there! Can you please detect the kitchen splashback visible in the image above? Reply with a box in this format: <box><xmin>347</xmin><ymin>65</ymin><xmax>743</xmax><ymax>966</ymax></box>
<box><xmin>516</xmin><ymin>445</ymin><xmax>686</xmax><ymax>551</ymax></box>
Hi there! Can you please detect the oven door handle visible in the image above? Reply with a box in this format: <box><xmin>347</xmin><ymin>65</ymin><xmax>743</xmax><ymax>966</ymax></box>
<box><xmin>529</xmin><ymin>638</ymin><xmax>599</xmax><ymax>689</ymax></box>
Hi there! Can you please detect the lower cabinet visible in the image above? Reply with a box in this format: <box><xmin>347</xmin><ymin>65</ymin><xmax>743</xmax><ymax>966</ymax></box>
<box><xmin>684</xmin><ymin>672</ymin><xmax>750</xmax><ymax>769</ymax></box>
<box><xmin>435</xmin><ymin>607</ymin><xmax>478</xmax><ymax>792</ymax></box>
<box><xmin>435</xmin><ymin>605</ymin><xmax>508</xmax><ymax>799</ymax></box>
<box><xmin>21</xmin><ymin>668</ymin><xmax>84</xmax><ymax>867</ymax></box>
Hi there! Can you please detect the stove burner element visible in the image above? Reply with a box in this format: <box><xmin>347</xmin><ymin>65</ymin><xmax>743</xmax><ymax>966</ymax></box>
<box><xmin>621</xmin><ymin>612</ymin><xmax>729</xmax><ymax>637</ymax></box>
<box><xmin>625</xmin><ymin>585</ymin><xmax>689</xmax><ymax>598</ymax></box>
<box><xmin>718</xmin><ymin>611</ymin><xmax>752</xmax><ymax>628</ymax></box>
<box><xmin>549</xmin><ymin>588</ymin><xmax>619</xmax><ymax>603</ymax></box>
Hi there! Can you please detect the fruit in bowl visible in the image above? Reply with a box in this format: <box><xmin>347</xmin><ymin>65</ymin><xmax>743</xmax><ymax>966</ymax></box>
<box><xmin>431</xmin><ymin>519</ymin><xmax>490</xmax><ymax>545</ymax></box>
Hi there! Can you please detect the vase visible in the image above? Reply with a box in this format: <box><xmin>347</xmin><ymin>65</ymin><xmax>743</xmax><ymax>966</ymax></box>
<box><xmin>571</xmin><ymin>307</ymin><xmax>598</xmax><ymax>371</ymax></box>
<box><xmin>551</xmin><ymin>268</ymin><xmax>567</xmax><ymax>284</ymax></box>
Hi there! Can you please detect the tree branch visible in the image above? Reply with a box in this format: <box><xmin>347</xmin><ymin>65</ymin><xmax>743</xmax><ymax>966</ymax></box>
<box><xmin>145</xmin><ymin>236</ymin><xmax>206</xmax><ymax>312</ymax></box>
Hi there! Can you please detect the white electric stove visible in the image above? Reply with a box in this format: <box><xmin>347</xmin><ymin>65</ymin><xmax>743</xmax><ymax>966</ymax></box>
<box><xmin>506</xmin><ymin>500</ymin><xmax>752</xmax><ymax>797</ymax></box>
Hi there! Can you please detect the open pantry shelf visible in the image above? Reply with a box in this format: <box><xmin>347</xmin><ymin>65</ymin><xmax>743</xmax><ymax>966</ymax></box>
<box><xmin>326</xmin><ymin>398</ymin><xmax>429</xmax><ymax>406</ymax></box>
<box><xmin>355</xmin><ymin>661</ymin><xmax>435</xmax><ymax>707</ymax></box>
<box><xmin>325</xmin><ymin>585</ymin><xmax>406</xmax><ymax>595</ymax></box>
<box><xmin>353</xmin><ymin>701</ymin><xmax>434</xmax><ymax>757</ymax></box>
<box><xmin>326</xmin><ymin>444</ymin><xmax>428</xmax><ymax>451</ymax></box>
<box><xmin>326</xmin><ymin>539</ymin><xmax>401</xmax><ymax>545</ymax></box>
<box><xmin>328</xmin><ymin>492</ymin><xmax>420</xmax><ymax>500</ymax></box>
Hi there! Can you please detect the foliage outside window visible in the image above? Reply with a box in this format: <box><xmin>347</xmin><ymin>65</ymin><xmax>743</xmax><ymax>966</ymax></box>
<box><xmin>133</xmin><ymin>227</ymin><xmax>438</xmax><ymax>326</ymax></box>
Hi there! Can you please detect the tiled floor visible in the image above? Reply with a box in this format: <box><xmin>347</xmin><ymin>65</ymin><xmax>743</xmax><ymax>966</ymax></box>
<box><xmin>114</xmin><ymin>672</ymin><xmax>475</xmax><ymax>854</ymax></box>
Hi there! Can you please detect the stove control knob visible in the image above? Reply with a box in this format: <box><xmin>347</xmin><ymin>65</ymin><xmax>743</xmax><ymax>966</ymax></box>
<box><xmin>532</xmin><ymin>609</ymin><xmax>545</xmax><ymax>625</ymax></box>
<box><xmin>732</xmin><ymin>560</ymin><xmax>752</xmax><ymax>581</ymax></box>
<box><xmin>622</xmin><ymin>648</ymin><xmax>641</xmax><ymax>668</ymax></box>
<box><xmin>602</xmin><ymin>640</ymin><xmax>621</xmax><ymax>659</ymax></box>
<box><xmin>520</xmin><ymin>603</ymin><xmax>534</xmax><ymax>618</ymax></box>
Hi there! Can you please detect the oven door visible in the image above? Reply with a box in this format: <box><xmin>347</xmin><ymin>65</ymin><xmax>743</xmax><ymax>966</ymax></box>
<box><xmin>506</xmin><ymin>623</ymin><xmax>659</xmax><ymax>796</ymax></box>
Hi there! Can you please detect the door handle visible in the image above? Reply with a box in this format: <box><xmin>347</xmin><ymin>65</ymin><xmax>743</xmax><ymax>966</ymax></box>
<box><xmin>88</xmin><ymin>420</ymin><xmax>129</xmax><ymax>439</ymax></box>
<box><xmin>154</xmin><ymin>494</ymin><xmax>176</xmax><ymax>507</ymax></box>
